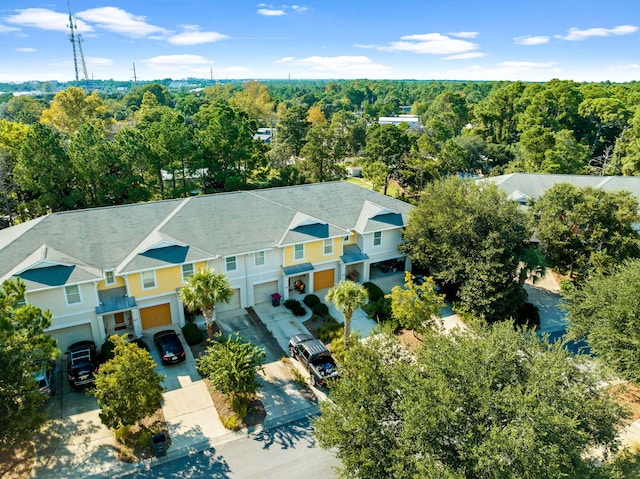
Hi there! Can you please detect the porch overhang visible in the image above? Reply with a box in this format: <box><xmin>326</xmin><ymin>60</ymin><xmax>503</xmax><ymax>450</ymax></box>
<box><xmin>281</xmin><ymin>263</ymin><xmax>315</xmax><ymax>276</ymax></box>
<box><xmin>96</xmin><ymin>296</ymin><xmax>137</xmax><ymax>314</ymax></box>
<box><xmin>340</xmin><ymin>244</ymin><xmax>369</xmax><ymax>264</ymax></box>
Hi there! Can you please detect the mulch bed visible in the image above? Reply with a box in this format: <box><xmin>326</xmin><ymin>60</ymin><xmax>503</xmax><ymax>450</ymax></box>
<box><xmin>115</xmin><ymin>408</ymin><xmax>170</xmax><ymax>463</ymax></box>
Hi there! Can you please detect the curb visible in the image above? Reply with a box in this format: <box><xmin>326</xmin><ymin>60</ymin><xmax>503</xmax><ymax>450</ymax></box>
<box><xmin>94</xmin><ymin>405</ymin><xmax>321</xmax><ymax>479</ymax></box>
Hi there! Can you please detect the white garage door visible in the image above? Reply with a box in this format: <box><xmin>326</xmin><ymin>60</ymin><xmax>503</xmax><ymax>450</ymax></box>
<box><xmin>217</xmin><ymin>288</ymin><xmax>241</xmax><ymax>312</ymax></box>
<box><xmin>254</xmin><ymin>281</ymin><xmax>278</xmax><ymax>305</ymax></box>
<box><xmin>50</xmin><ymin>323</ymin><xmax>93</xmax><ymax>353</ymax></box>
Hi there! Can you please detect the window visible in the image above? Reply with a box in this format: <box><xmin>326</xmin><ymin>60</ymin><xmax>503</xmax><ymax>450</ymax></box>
<box><xmin>226</xmin><ymin>256</ymin><xmax>237</xmax><ymax>272</ymax></box>
<box><xmin>65</xmin><ymin>285</ymin><xmax>81</xmax><ymax>305</ymax></box>
<box><xmin>141</xmin><ymin>270</ymin><xmax>156</xmax><ymax>289</ymax></box>
<box><xmin>181</xmin><ymin>263</ymin><xmax>194</xmax><ymax>282</ymax></box>
<box><xmin>294</xmin><ymin>244</ymin><xmax>304</xmax><ymax>261</ymax></box>
<box><xmin>373</xmin><ymin>231</ymin><xmax>382</xmax><ymax>246</ymax></box>
<box><xmin>343</xmin><ymin>234</ymin><xmax>351</xmax><ymax>243</ymax></box>
<box><xmin>323</xmin><ymin>239</ymin><xmax>333</xmax><ymax>255</ymax></box>
<box><xmin>254</xmin><ymin>251</ymin><xmax>265</xmax><ymax>267</ymax></box>
<box><xmin>104</xmin><ymin>270</ymin><xmax>116</xmax><ymax>285</ymax></box>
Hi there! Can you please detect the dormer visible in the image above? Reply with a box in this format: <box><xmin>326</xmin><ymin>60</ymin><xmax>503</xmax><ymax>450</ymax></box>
<box><xmin>354</xmin><ymin>201</ymin><xmax>405</xmax><ymax>233</ymax></box>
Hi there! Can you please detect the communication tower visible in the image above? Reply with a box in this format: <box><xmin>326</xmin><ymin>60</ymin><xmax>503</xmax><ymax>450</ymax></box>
<box><xmin>67</xmin><ymin>2</ymin><xmax>89</xmax><ymax>88</ymax></box>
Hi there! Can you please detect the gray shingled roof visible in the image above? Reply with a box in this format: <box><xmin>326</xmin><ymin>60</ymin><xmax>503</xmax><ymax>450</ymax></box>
<box><xmin>482</xmin><ymin>173</ymin><xmax>640</xmax><ymax>204</ymax></box>
<box><xmin>0</xmin><ymin>182</ymin><xmax>412</xmax><ymax>290</ymax></box>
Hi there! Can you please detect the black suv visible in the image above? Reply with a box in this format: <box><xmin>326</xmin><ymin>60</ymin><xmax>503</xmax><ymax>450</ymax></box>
<box><xmin>66</xmin><ymin>341</ymin><xmax>99</xmax><ymax>388</ymax></box>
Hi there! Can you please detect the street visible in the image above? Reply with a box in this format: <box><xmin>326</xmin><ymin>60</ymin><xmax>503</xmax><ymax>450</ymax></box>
<box><xmin>121</xmin><ymin>417</ymin><xmax>340</xmax><ymax>479</ymax></box>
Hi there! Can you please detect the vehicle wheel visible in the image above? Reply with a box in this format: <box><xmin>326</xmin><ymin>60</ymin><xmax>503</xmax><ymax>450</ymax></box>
<box><xmin>310</xmin><ymin>375</ymin><xmax>316</xmax><ymax>387</ymax></box>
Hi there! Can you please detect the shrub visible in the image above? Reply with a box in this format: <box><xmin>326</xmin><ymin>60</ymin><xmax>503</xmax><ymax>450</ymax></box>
<box><xmin>304</xmin><ymin>294</ymin><xmax>321</xmax><ymax>308</ymax></box>
<box><xmin>182</xmin><ymin>322</ymin><xmax>204</xmax><ymax>345</ymax></box>
<box><xmin>221</xmin><ymin>413</ymin><xmax>243</xmax><ymax>431</ymax></box>
<box><xmin>284</xmin><ymin>299</ymin><xmax>300</xmax><ymax>310</ymax></box>
<box><xmin>317</xmin><ymin>321</ymin><xmax>343</xmax><ymax>343</ymax></box>
<box><xmin>292</xmin><ymin>304</ymin><xmax>307</xmax><ymax>317</ymax></box>
<box><xmin>514</xmin><ymin>302</ymin><xmax>540</xmax><ymax>329</ymax></box>
<box><xmin>101</xmin><ymin>339</ymin><xmax>115</xmax><ymax>362</ymax></box>
<box><xmin>312</xmin><ymin>302</ymin><xmax>329</xmax><ymax>316</ymax></box>
<box><xmin>231</xmin><ymin>395</ymin><xmax>249</xmax><ymax>420</ymax></box>
<box><xmin>366</xmin><ymin>297</ymin><xmax>393</xmax><ymax>324</ymax></box>
<box><xmin>362</xmin><ymin>281</ymin><xmax>384</xmax><ymax>302</ymax></box>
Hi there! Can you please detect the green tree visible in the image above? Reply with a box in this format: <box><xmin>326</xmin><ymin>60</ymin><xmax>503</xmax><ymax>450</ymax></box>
<box><xmin>124</xmin><ymin>83</ymin><xmax>174</xmax><ymax>110</ymax></box>
<box><xmin>387</xmin><ymin>272</ymin><xmax>444</xmax><ymax>334</ymax></box>
<box><xmin>272</xmin><ymin>102</ymin><xmax>310</xmax><ymax>159</ymax></box>
<box><xmin>364</xmin><ymin>123</ymin><xmax>411</xmax><ymax>195</ymax></box>
<box><xmin>196</xmin><ymin>333</ymin><xmax>265</xmax><ymax>402</ymax></box>
<box><xmin>40</xmin><ymin>86</ymin><xmax>112</xmax><ymax>136</ymax></box>
<box><xmin>299</xmin><ymin>123</ymin><xmax>347</xmax><ymax>182</ymax></box>
<box><xmin>315</xmin><ymin>324</ymin><xmax>626</xmax><ymax>479</ymax></box>
<box><xmin>0</xmin><ymin>278</ymin><xmax>57</xmax><ymax>450</ymax></box>
<box><xmin>229</xmin><ymin>81</ymin><xmax>275</xmax><ymax>124</ymax></box>
<box><xmin>92</xmin><ymin>335</ymin><xmax>164</xmax><ymax>430</ymax></box>
<box><xmin>531</xmin><ymin>183</ymin><xmax>640</xmax><ymax>278</ymax></box>
<box><xmin>401</xmin><ymin>176</ymin><xmax>541</xmax><ymax>322</ymax></box>
<box><xmin>326</xmin><ymin>280</ymin><xmax>368</xmax><ymax>349</ymax></box>
<box><xmin>180</xmin><ymin>268</ymin><xmax>233</xmax><ymax>339</ymax></box>
<box><xmin>0</xmin><ymin>96</ymin><xmax>47</xmax><ymax>124</ymax></box>
<box><xmin>564</xmin><ymin>259</ymin><xmax>640</xmax><ymax>382</ymax></box>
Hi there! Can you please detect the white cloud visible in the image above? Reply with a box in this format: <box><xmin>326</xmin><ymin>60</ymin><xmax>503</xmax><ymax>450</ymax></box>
<box><xmin>449</xmin><ymin>31</ymin><xmax>478</xmax><ymax>39</ymax></box>
<box><xmin>291</xmin><ymin>5</ymin><xmax>308</xmax><ymax>12</ymax></box>
<box><xmin>258</xmin><ymin>8</ymin><xmax>286</xmax><ymax>16</ymax></box>
<box><xmin>217</xmin><ymin>66</ymin><xmax>251</xmax><ymax>74</ymax></box>
<box><xmin>0</xmin><ymin>24</ymin><xmax>20</xmax><ymax>33</ymax></box>
<box><xmin>168</xmin><ymin>27</ymin><xmax>229</xmax><ymax>45</ymax></box>
<box><xmin>436</xmin><ymin>61</ymin><xmax>561</xmax><ymax>81</ymax></box>
<box><xmin>76</xmin><ymin>7</ymin><xmax>170</xmax><ymax>38</ymax></box>
<box><xmin>15</xmin><ymin>47</ymin><xmax>36</xmax><ymax>52</ymax></box>
<box><xmin>289</xmin><ymin>55</ymin><xmax>392</xmax><ymax>76</ymax></box>
<box><xmin>86</xmin><ymin>57</ymin><xmax>113</xmax><ymax>67</ymax></box>
<box><xmin>5</xmin><ymin>8</ymin><xmax>92</xmax><ymax>33</ymax></box>
<box><xmin>443</xmin><ymin>52</ymin><xmax>486</xmax><ymax>60</ymax></box>
<box><xmin>514</xmin><ymin>35</ymin><xmax>550</xmax><ymax>45</ymax></box>
<box><xmin>143</xmin><ymin>54</ymin><xmax>211</xmax><ymax>72</ymax></box>
<box><xmin>374</xmin><ymin>33</ymin><xmax>478</xmax><ymax>55</ymax></box>
<box><xmin>556</xmin><ymin>25</ymin><xmax>638</xmax><ymax>41</ymax></box>
<box><xmin>274</xmin><ymin>56</ymin><xmax>295</xmax><ymax>63</ymax></box>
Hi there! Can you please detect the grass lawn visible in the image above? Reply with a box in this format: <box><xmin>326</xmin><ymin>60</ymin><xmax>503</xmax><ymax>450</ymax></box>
<box><xmin>346</xmin><ymin>177</ymin><xmax>401</xmax><ymax>198</ymax></box>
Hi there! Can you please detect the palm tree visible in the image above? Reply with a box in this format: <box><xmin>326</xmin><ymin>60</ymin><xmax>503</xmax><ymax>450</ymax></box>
<box><xmin>180</xmin><ymin>268</ymin><xmax>233</xmax><ymax>340</ymax></box>
<box><xmin>326</xmin><ymin>280</ymin><xmax>368</xmax><ymax>349</ymax></box>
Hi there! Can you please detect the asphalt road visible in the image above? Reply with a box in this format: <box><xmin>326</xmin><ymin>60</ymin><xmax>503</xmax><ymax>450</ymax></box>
<box><xmin>121</xmin><ymin>417</ymin><xmax>340</xmax><ymax>479</ymax></box>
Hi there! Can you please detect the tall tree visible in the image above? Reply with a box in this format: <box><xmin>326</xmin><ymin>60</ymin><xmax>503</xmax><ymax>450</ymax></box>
<box><xmin>315</xmin><ymin>324</ymin><xmax>626</xmax><ymax>478</ymax></box>
<box><xmin>0</xmin><ymin>278</ymin><xmax>57</xmax><ymax>450</ymax></box>
<box><xmin>531</xmin><ymin>183</ymin><xmax>640</xmax><ymax>278</ymax></box>
<box><xmin>401</xmin><ymin>176</ymin><xmax>542</xmax><ymax>322</ymax></box>
<box><xmin>299</xmin><ymin>123</ymin><xmax>346</xmax><ymax>182</ymax></box>
<box><xmin>229</xmin><ymin>81</ymin><xmax>275</xmax><ymax>125</ymax></box>
<box><xmin>92</xmin><ymin>335</ymin><xmax>164</xmax><ymax>430</ymax></box>
<box><xmin>272</xmin><ymin>102</ymin><xmax>310</xmax><ymax>159</ymax></box>
<box><xmin>364</xmin><ymin>123</ymin><xmax>411</xmax><ymax>195</ymax></box>
<box><xmin>326</xmin><ymin>280</ymin><xmax>368</xmax><ymax>349</ymax></box>
<box><xmin>180</xmin><ymin>268</ymin><xmax>233</xmax><ymax>339</ymax></box>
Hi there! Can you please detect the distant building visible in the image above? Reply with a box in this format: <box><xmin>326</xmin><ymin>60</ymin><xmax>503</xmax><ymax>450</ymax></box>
<box><xmin>378</xmin><ymin>114</ymin><xmax>421</xmax><ymax>127</ymax></box>
<box><xmin>254</xmin><ymin>127</ymin><xmax>275</xmax><ymax>143</ymax></box>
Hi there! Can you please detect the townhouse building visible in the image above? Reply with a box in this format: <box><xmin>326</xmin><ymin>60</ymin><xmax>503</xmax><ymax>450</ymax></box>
<box><xmin>0</xmin><ymin>181</ymin><xmax>412</xmax><ymax>352</ymax></box>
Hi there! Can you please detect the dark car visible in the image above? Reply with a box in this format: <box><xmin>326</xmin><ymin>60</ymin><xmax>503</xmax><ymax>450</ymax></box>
<box><xmin>153</xmin><ymin>330</ymin><xmax>186</xmax><ymax>365</ymax></box>
<box><xmin>66</xmin><ymin>340</ymin><xmax>99</xmax><ymax>389</ymax></box>
<box><xmin>32</xmin><ymin>359</ymin><xmax>56</xmax><ymax>397</ymax></box>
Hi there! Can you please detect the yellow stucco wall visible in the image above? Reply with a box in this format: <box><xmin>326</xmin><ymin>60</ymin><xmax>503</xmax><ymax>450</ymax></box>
<box><xmin>283</xmin><ymin>237</ymin><xmax>342</xmax><ymax>266</ymax></box>
<box><xmin>127</xmin><ymin>261</ymin><xmax>208</xmax><ymax>298</ymax></box>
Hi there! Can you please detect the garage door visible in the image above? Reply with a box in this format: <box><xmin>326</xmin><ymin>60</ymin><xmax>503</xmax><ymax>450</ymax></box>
<box><xmin>140</xmin><ymin>303</ymin><xmax>172</xmax><ymax>330</ymax></box>
<box><xmin>314</xmin><ymin>269</ymin><xmax>335</xmax><ymax>290</ymax></box>
<box><xmin>254</xmin><ymin>281</ymin><xmax>278</xmax><ymax>305</ymax></box>
<box><xmin>217</xmin><ymin>288</ymin><xmax>241</xmax><ymax>312</ymax></box>
<box><xmin>50</xmin><ymin>323</ymin><xmax>93</xmax><ymax>352</ymax></box>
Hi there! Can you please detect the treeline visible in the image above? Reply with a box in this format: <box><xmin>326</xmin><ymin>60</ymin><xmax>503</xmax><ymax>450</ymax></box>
<box><xmin>1</xmin><ymin>78</ymin><xmax>640</xmax><ymax>223</ymax></box>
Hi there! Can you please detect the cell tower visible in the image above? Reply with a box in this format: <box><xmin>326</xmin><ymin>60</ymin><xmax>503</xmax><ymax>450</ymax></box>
<box><xmin>67</xmin><ymin>2</ymin><xmax>89</xmax><ymax>88</ymax></box>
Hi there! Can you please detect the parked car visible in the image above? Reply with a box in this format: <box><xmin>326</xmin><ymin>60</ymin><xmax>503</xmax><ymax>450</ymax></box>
<box><xmin>289</xmin><ymin>333</ymin><xmax>340</xmax><ymax>388</ymax></box>
<box><xmin>153</xmin><ymin>330</ymin><xmax>186</xmax><ymax>365</ymax></box>
<box><xmin>66</xmin><ymin>341</ymin><xmax>99</xmax><ymax>389</ymax></box>
<box><xmin>32</xmin><ymin>359</ymin><xmax>56</xmax><ymax>397</ymax></box>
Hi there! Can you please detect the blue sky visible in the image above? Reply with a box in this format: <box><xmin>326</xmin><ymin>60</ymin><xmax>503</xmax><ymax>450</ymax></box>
<box><xmin>0</xmin><ymin>1</ymin><xmax>639</xmax><ymax>83</ymax></box>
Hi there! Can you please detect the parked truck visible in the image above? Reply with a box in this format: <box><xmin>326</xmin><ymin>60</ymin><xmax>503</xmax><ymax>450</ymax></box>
<box><xmin>288</xmin><ymin>333</ymin><xmax>340</xmax><ymax>387</ymax></box>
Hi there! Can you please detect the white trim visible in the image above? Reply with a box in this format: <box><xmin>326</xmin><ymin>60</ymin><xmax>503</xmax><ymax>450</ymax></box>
<box><xmin>45</xmin><ymin>317</ymin><xmax>93</xmax><ymax>332</ymax></box>
<box><xmin>254</xmin><ymin>251</ymin><xmax>266</xmax><ymax>267</ymax></box>
<box><xmin>293</xmin><ymin>243</ymin><xmax>304</xmax><ymax>261</ymax></box>
<box><xmin>373</xmin><ymin>231</ymin><xmax>382</xmax><ymax>247</ymax></box>
<box><xmin>225</xmin><ymin>256</ymin><xmax>238</xmax><ymax>272</ymax></box>
<box><xmin>104</xmin><ymin>270</ymin><xmax>116</xmax><ymax>285</ymax></box>
<box><xmin>64</xmin><ymin>284</ymin><xmax>82</xmax><ymax>305</ymax></box>
<box><xmin>323</xmin><ymin>239</ymin><xmax>333</xmax><ymax>256</ymax></box>
<box><xmin>181</xmin><ymin>263</ymin><xmax>194</xmax><ymax>282</ymax></box>
<box><xmin>141</xmin><ymin>270</ymin><xmax>157</xmax><ymax>290</ymax></box>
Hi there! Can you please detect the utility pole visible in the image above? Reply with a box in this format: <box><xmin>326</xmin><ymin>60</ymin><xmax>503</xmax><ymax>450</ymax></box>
<box><xmin>132</xmin><ymin>63</ymin><xmax>138</xmax><ymax>87</ymax></box>
<box><xmin>67</xmin><ymin>1</ymin><xmax>89</xmax><ymax>89</ymax></box>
